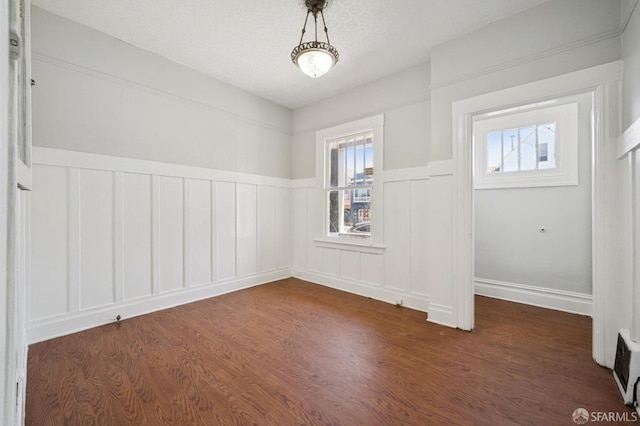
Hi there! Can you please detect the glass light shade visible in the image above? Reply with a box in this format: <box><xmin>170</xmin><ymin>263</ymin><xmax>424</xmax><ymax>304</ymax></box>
<box><xmin>295</xmin><ymin>48</ymin><xmax>335</xmax><ymax>78</ymax></box>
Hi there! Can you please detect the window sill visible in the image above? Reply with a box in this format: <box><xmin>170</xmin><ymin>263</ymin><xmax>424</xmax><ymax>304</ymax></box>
<box><xmin>314</xmin><ymin>238</ymin><xmax>386</xmax><ymax>254</ymax></box>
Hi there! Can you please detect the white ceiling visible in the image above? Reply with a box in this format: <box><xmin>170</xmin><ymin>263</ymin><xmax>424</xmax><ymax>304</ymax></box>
<box><xmin>31</xmin><ymin>0</ymin><xmax>552</xmax><ymax>109</ymax></box>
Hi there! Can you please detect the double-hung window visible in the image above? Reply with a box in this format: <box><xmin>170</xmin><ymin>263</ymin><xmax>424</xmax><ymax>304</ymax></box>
<box><xmin>326</xmin><ymin>132</ymin><xmax>373</xmax><ymax>236</ymax></box>
<box><xmin>315</xmin><ymin>114</ymin><xmax>384</xmax><ymax>248</ymax></box>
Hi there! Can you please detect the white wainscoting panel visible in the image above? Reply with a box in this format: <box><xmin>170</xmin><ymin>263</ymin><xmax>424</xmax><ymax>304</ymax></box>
<box><xmin>410</xmin><ymin>179</ymin><xmax>430</xmax><ymax>298</ymax></box>
<box><xmin>290</xmin><ymin>165</ymin><xmax>453</xmax><ymax>313</ymax></box>
<box><xmin>122</xmin><ymin>172</ymin><xmax>153</xmax><ymax>301</ymax></box>
<box><xmin>79</xmin><ymin>169</ymin><xmax>115</xmax><ymax>309</ymax></box>
<box><xmin>236</xmin><ymin>183</ymin><xmax>257</xmax><ymax>277</ymax></box>
<box><xmin>275</xmin><ymin>186</ymin><xmax>292</xmax><ymax>270</ymax></box>
<box><xmin>257</xmin><ymin>185</ymin><xmax>276</xmax><ymax>272</ymax></box>
<box><xmin>28</xmin><ymin>148</ymin><xmax>292</xmax><ymax>343</ymax></box>
<box><xmin>216</xmin><ymin>181</ymin><xmax>236</xmax><ymax>281</ymax></box>
<box><xmin>360</xmin><ymin>253</ymin><xmax>384</xmax><ymax>287</ymax></box>
<box><xmin>424</xmin><ymin>174</ymin><xmax>455</xmax><ymax>326</ymax></box>
<box><xmin>292</xmin><ymin>188</ymin><xmax>308</xmax><ymax>271</ymax></box>
<box><xmin>383</xmin><ymin>181</ymin><xmax>411</xmax><ymax>293</ymax></box>
<box><xmin>158</xmin><ymin>176</ymin><xmax>184</xmax><ymax>293</ymax></box>
<box><xmin>30</xmin><ymin>165</ymin><xmax>68</xmax><ymax>320</ymax></box>
<box><xmin>340</xmin><ymin>250</ymin><xmax>360</xmax><ymax>282</ymax></box>
<box><xmin>188</xmin><ymin>179</ymin><xmax>213</xmax><ymax>287</ymax></box>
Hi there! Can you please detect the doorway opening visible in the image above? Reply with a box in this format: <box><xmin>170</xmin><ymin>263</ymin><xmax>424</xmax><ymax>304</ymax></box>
<box><xmin>472</xmin><ymin>92</ymin><xmax>593</xmax><ymax>317</ymax></box>
<box><xmin>451</xmin><ymin>62</ymin><xmax>622</xmax><ymax>366</ymax></box>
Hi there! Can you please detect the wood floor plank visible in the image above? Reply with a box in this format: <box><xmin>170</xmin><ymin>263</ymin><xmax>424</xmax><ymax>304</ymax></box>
<box><xmin>26</xmin><ymin>278</ymin><xmax>635</xmax><ymax>425</ymax></box>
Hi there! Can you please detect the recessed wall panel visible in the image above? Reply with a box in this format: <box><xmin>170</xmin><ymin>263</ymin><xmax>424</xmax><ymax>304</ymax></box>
<box><xmin>275</xmin><ymin>187</ymin><xmax>292</xmax><ymax>269</ymax></box>
<box><xmin>189</xmin><ymin>179</ymin><xmax>212</xmax><ymax>286</ymax></box>
<box><xmin>237</xmin><ymin>184</ymin><xmax>257</xmax><ymax>276</ymax></box>
<box><xmin>258</xmin><ymin>186</ymin><xmax>276</xmax><ymax>272</ymax></box>
<box><xmin>79</xmin><ymin>169</ymin><xmax>115</xmax><ymax>309</ymax></box>
<box><xmin>383</xmin><ymin>181</ymin><xmax>411</xmax><ymax>292</ymax></box>
<box><xmin>158</xmin><ymin>176</ymin><xmax>184</xmax><ymax>293</ymax></box>
<box><xmin>122</xmin><ymin>173</ymin><xmax>152</xmax><ymax>300</ymax></box>
<box><xmin>30</xmin><ymin>165</ymin><xmax>69</xmax><ymax>320</ymax></box>
<box><xmin>216</xmin><ymin>181</ymin><xmax>236</xmax><ymax>281</ymax></box>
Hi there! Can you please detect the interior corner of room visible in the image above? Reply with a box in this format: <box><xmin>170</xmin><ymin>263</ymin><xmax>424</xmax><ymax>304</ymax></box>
<box><xmin>3</xmin><ymin>0</ymin><xmax>640</xmax><ymax>424</ymax></box>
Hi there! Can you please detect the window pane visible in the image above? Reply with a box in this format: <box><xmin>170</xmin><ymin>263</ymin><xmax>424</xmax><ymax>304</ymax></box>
<box><xmin>355</xmin><ymin>137</ymin><xmax>365</xmax><ymax>185</ymax></box>
<box><xmin>346</xmin><ymin>139</ymin><xmax>355</xmax><ymax>185</ymax></box>
<box><xmin>519</xmin><ymin>126</ymin><xmax>536</xmax><ymax>171</ymax></box>
<box><xmin>329</xmin><ymin>142</ymin><xmax>338</xmax><ymax>187</ymax></box>
<box><xmin>347</xmin><ymin>191</ymin><xmax>370</xmax><ymax>236</ymax></box>
<box><xmin>487</xmin><ymin>131</ymin><xmax>502</xmax><ymax>173</ymax></box>
<box><xmin>502</xmin><ymin>129</ymin><xmax>519</xmax><ymax>172</ymax></box>
<box><xmin>538</xmin><ymin>123</ymin><xmax>556</xmax><ymax>169</ymax></box>
<box><xmin>328</xmin><ymin>190</ymin><xmax>340</xmax><ymax>234</ymax></box>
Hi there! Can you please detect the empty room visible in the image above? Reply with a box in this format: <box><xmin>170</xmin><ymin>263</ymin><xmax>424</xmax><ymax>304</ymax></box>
<box><xmin>2</xmin><ymin>0</ymin><xmax>640</xmax><ymax>424</ymax></box>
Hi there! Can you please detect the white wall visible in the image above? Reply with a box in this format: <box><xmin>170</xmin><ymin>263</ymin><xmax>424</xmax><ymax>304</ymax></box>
<box><xmin>622</xmin><ymin>0</ymin><xmax>640</xmax><ymax>130</ymax></box>
<box><xmin>27</xmin><ymin>7</ymin><xmax>297</xmax><ymax>342</ymax></box>
<box><xmin>290</xmin><ymin>62</ymin><xmax>445</xmax><ymax>316</ymax></box>
<box><xmin>30</xmin><ymin>7</ymin><xmax>292</xmax><ymax>178</ymax></box>
<box><xmin>28</xmin><ymin>148</ymin><xmax>292</xmax><ymax>342</ymax></box>
<box><xmin>474</xmin><ymin>93</ymin><xmax>593</xmax><ymax>313</ymax></box>
<box><xmin>0</xmin><ymin>0</ymin><xmax>12</xmax><ymax>422</ymax></box>
<box><xmin>290</xmin><ymin>0</ymin><xmax>625</xmax><ymax>327</ymax></box>
<box><xmin>291</xmin><ymin>63</ymin><xmax>430</xmax><ymax>179</ymax></box>
<box><xmin>430</xmin><ymin>0</ymin><xmax>622</xmax><ymax>161</ymax></box>
<box><xmin>619</xmin><ymin>0</ymin><xmax>640</xmax><ymax>351</ymax></box>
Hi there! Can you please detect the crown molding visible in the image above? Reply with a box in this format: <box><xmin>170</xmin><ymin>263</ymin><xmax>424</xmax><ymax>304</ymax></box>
<box><xmin>430</xmin><ymin>28</ymin><xmax>622</xmax><ymax>91</ymax></box>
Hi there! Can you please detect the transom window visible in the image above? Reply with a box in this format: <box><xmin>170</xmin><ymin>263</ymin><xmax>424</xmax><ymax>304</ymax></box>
<box><xmin>326</xmin><ymin>131</ymin><xmax>373</xmax><ymax>237</ymax></box>
<box><xmin>474</xmin><ymin>102</ymin><xmax>578</xmax><ymax>189</ymax></box>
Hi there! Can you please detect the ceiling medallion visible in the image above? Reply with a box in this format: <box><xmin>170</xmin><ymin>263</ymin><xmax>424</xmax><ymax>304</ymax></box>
<box><xmin>291</xmin><ymin>0</ymin><xmax>339</xmax><ymax>78</ymax></box>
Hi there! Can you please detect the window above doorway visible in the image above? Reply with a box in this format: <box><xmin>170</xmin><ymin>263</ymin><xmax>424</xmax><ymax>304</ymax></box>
<box><xmin>474</xmin><ymin>103</ymin><xmax>578</xmax><ymax>190</ymax></box>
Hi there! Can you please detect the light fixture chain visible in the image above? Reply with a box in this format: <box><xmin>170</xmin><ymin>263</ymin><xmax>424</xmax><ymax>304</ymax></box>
<box><xmin>299</xmin><ymin>10</ymin><xmax>311</xmax><ymax>45</ymax></box>
<box><xmin>320</xmin><ymin>9</ymin><xmax>331</xmax><ymax>46</ymax></box>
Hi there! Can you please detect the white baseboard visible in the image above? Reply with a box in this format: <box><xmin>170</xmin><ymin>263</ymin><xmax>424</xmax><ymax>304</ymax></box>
<box><xmin>426</xmin><ymin>303</ymin><xmax>457</xmax><ymax>328</ymax></box>
<box><xmin>26</xmin><ymin>269</ymin><xmax>291</xmax><ymax>344</ymax></box>
<box><xmin>293</xmin><ymin>268</ymin><xmax>430</xmax><ymax>313</ymax></box>
<box><xmin>474</xmin><ymin>278</ymin><xmax>593</xmax><ymax>316</ymax></box>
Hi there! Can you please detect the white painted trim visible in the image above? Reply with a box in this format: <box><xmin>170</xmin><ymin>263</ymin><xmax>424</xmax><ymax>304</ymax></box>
<box><xmin>473</xmin><ymin>103</ymin><xmax>579</xmax><ymax>190</ymax></box>
<box><xmin>426</xmin><ymin>303</ymin><xmax>456</xmax><ymax>327</ymax></box>
<box><xmin>313</xmin><ymin>238</ymin><xmax>386</xmax><ymax>254</ymax></box>
<box><xmin>426</xmin><ymin>159</ymin><xmax>454</xmax><ymax>177</ymax></box>
<box><xmin>452</xmin><ymin>61</ymin><xmax>622</xmax><ymax>359</ymax></box>
<box><xmin>619</xmin><ymin>115</ymin><xmax>640</xmax><ymax>158</ymax></box>
<box><xmin>33</xmin><ymin>147</ymin><xmax>292</xmax><ymax>188</ymax></box>
<box><xmin>31</xmin><ymin>53</ymin><xmax>290</xmax><ymax>136</ymax></box>
<box><xmin>383</xmin><ymin>167</ymin><xmax>430</xmax><ymax>183</ymax></box>
<box><xmin>293</xmin><ymin>160</ymin><xmax>452</xmax><ymax>187</ymax></box>
<box><xmin>27</xmin><ymin>268</ymin><xmax>291</xmax><ymax>344</ymax></box>
<box><xmin>474</xmin><ymin>278</ymin><xmax>592</xmax><ymax>316</ymax></box>
<box><xmin>291</xmin><ymin>178</ymin><xmax>316</xmax><ymax>188</ymax></box>
<box><xmin>430</xmin><ymin>29</ymin><xmax>621</xmax><ymax>90</ymax></box>
<box><xmin>293</xmin><ymin>268</ymin><xmax>430</xmax><ymax>313</ymax></box>
<box><xmin>621</xmin><ymin>0</ymin><xmax>639</xmax><ymax>34</ymax></box>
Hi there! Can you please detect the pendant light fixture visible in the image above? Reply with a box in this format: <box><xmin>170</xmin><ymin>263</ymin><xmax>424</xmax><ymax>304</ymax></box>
<box><xmin>291</xmin><ymin>0</ymin><xmax>339</xmax><ymax>78</ymax></box>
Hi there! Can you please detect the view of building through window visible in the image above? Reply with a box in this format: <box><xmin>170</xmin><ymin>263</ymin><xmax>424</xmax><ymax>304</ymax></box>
<box><xmin>326</xmin><ymin>131</ymin><xmax>374</xmax><ymax>237</ymax></box>
<box><xmin>486</xmin><ymin>122</ymin><xmax>556</xmax><ymax>173</ymax></box>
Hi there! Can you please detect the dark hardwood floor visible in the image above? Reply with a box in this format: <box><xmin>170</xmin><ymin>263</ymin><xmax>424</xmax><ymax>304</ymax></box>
<box><xmin>26</xmin><ymin>278</ymin><xmax>634</xmax><ymax>425</ymax></box>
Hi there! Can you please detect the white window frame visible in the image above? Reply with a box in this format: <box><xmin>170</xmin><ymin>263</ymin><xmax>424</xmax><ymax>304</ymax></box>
<box><xmin>474</xmin><ymin>102</ymin><xmax>578</xmax><ymax>189</ymax></box>
<box><xmin>315</xmin><ymin>114</ymin><xmax>384</xmax><ymax>252</ymax></box>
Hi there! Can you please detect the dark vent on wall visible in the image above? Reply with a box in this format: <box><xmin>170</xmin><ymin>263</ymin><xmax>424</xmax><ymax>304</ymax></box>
<box><xmin>613</xmin><ymin>329</ymin><xmax>640</xmax><ymax>405</ymax></box>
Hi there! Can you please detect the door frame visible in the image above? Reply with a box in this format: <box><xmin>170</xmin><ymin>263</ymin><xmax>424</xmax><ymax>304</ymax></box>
<box><xmin>452</xmin><ymin>61</ymin><xmax>622</xmax><ymax>366</ymax></box>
